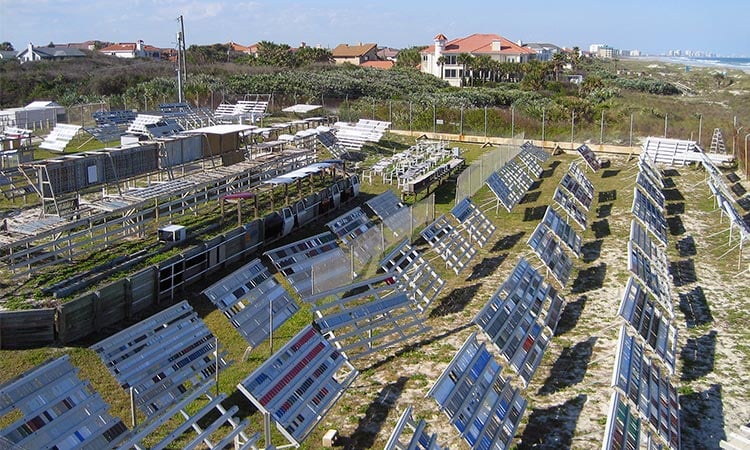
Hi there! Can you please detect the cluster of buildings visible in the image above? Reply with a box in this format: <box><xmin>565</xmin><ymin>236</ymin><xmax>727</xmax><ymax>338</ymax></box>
<box><xmin>0</xmin><ymin>40</ymin><xmax>176</xmax><ymax>63</ymax></box>
<box><xmin>5</xmin><ymin>32</ymin><xmax>640</xmax><ymax>89</ymax></box>
<box><xmin>588</xmin><ymin>44</ymin><xmax>641</xmax><ymax>58</ymax></box>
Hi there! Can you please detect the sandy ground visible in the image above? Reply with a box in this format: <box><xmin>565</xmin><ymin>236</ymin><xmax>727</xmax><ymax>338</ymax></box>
<box><xmin>318</xmin><ymin>153</ymin><xmax>750</xmax><ymax>449</ymax></box>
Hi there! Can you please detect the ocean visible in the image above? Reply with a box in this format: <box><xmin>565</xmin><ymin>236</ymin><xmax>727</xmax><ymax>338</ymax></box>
<box><xmin>638</xmin><ymin>56</ymin><xmax>750</xmax><ymax>72</ymax></box>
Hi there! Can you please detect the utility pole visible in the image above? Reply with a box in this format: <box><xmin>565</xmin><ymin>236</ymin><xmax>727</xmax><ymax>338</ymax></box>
<box><xmin>176</xmin><ymin>15</ymin><xmax>187</xmax><ymax>103</ymax></box>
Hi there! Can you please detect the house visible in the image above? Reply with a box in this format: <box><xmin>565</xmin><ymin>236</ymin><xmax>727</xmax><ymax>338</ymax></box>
<box><xmin>522</xmin><ymin>42</ymin><xmax>563</xmax><ymax>62</ymax></box>
<box><xmin>228</xmin><ymin>41</ymin><xmax>259</xmax><ymax>56</ymax></box>
<box><xmin>0</xmin><ymin>50</ymin><xmax>17</xmax><ymax>60</ymax></box>
<box><xmin>420</xmin><ymin>33</ymin><xmax>536</xmax><ymax>86</ymax></box>
<box><xmin>361</xmin><ymin>60</ymin><xmax>395</xmax><ymax>70</ymax></box>
<box><xmin>63</xmin><ymin>40</ymin><xmax>107</xmax><ymax>51</ymax></box>
<box><xmin>332</xmin><ymin>43</ymin><xmax>378</xmax><ymax>65</ymax></box>
<box><xmin>16</xmin><ymin>43</ymin><xmax>85</xmax><ymax>64</ymax></box>
<box><xmin>376</xmin><ymin>47</ymin><xmax>399</xmax><ymax>62</ymax></box>
<box><xmin>99</xmin><ymin>41</ymin><xmax>162</xmax><ymax>59</ymax></box>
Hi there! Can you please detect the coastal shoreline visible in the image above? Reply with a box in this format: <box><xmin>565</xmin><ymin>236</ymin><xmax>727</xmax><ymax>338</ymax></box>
<box><xmin>621</xmin><ymin>55</ymin><xmax>750</xmax><ymax>73</ymax></box>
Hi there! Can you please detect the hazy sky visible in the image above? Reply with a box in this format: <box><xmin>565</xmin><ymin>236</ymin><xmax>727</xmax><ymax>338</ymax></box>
<box><xmin>1</xmin><ymin>0</ymin><xmax>748</xmax><ymax>56</ymax></box>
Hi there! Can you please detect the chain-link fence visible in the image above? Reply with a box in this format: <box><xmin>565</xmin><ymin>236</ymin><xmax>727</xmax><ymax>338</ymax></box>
<box><xmin>455</xmin><ymin>141</ymin><xmax>523</xmax><ymax>203</ymax></box>
<box><xmin>71</xmin><ymin>92</ymin><xmax>747</xmax><ymax>171</ymax></box>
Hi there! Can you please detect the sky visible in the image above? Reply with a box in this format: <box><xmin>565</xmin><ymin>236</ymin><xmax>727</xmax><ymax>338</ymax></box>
<box><xmin>1</xmin><ymin>0</ymin><xmax>749</xmax><ymax>56</ymax></box>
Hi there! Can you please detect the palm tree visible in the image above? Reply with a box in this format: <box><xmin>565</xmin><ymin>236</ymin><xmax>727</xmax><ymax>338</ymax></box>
<box><xmin>437</xmin><ymin>55</ymin><xmax>446</xmax><ymax>79</ymax></box>
<box><xmin>457</xmin><ymin>53</ymin><xmax>474</xmax><ymax>87</ymax></box>
<box><xmin>474</xmin><ymin>55</ymin><xmax>494</xmax><ymax>85</ymax></box>
<box><xmin>550</xmin><ymin>52</ymin><xmax>567</xmax><ymax>81</ymax></box>
<box><xmin>570</xmin><ymin>47</ymin><xmax>581</xmax><ymax>69</ymax></box>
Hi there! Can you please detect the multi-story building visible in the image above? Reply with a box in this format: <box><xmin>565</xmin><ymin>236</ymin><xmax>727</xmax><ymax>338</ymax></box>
<box><xmin>420</xmin><ymin>33</ymin><xmax>536</xmax><ymax>87</ymax></box>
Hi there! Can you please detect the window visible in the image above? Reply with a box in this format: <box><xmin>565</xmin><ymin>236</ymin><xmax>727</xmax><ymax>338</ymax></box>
<box><xmin>446</xmin><ymin>55</ymin><xmax>457</xmax><ymax>65</ymax></box>
<box><xmin>422</xmin><ymin>55</ymin><xmax>428</xmax><ymax>62</ymax></box>
<box><xmin>445</xmin><ymin>69</ymin><xmax>457</xmax><ymax>78</ymax></box>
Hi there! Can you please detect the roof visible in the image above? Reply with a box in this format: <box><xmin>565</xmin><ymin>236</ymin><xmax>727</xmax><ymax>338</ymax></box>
<box><xmin>21</xmin><ymin>46</ymin><xmax>85</xmax><ymax>58</ymax></box>
<box><xmin>0</xmin><ymin>51</ymin><xmax>17</xmax><ymax>59</ymax></box>
<box><xmin>523</xmin><ymin>42</ymin><xmax>563</xmax><ymax>51</ymax></box>
<box><xmin>421</xmin><ymin>33</ymin><xmax>535</xmax><ymax>55</ymax></box>
<box><xmin>361</xmin><ymin>60</ymin><xmax>395</xmax><ymax>69</ymax></box>
<box><xmin>376</xmin><ymin>47</ymin><xmax>399</xmax><ymax>59</ymax></box>
<box><xmin>332</xmin><ymin>43</ymin><xmax>377</xmax><ymax>58</ymax></box>
<box><xmin>99</xmin><ymin>43</ymin><xmax>161</xmax><ymax>53</ymax></box>
<box><xmin>434</xmin><ymin>34</ymin><xmax>448</xmax><ymax>41</ymax></box>
<box><xmin>26</xmin><ymin>101</ymin><xmax>63</xmax><ymax>109</ymax></box>
<box><xmin>228</xmin><ymin>42</ymin><xmax>254</xmax><ymax>53</ymax></box>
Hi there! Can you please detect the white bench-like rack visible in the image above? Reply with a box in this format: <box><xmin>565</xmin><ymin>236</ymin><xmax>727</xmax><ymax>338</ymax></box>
<box><xmin>643</xmin><ymin>136</ymin><xmax>733</xmax><ymax>166</ymax></box>
<box><xmin>39</xmin><ymin>123</ymin><xmax>81</xmax><ymax>152</ymax></box>
<box><xmin>125</xmin><ymin>114</ymin><xmax>163</xmax><ymax>135</ymax></box>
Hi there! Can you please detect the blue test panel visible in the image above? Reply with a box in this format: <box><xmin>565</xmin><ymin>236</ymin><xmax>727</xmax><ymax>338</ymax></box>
<box><xmin>474</xmin><ymin>257</ymin><xmax>565</xmax><ymax>386</ymax></box>
<box><xmin>520</xmin><ymin>141</ymin><xmax>550</xmax><ymax>162</ymax></box>
<box><xmin>427</xmin><ymin>333</ymin><xmax>527</xmax><ymax>450</ymax></box>
<box><xmin>527</xmin><ymin>223</ymin><xmax>574</xmax><ymax>287</ymax></box>
<box><xmin>380</xmin><ymin>239</ymin><xmax>445</xmax><ymax>314</ymax></box>
<box><xmin>202</xmin><ymin>258</ymin><xmax>299</xmax><ymax>349</ymax></box>
<box><xmin>638</xmin><ymin>155</ymin><xmax>664</xmax><ymax>189</ymax></box>
<box><xmin>366</xmin><ymin>190</ymin><xmax>411</xmax><ymax>238</ymax></box>
<box><xmin>541</xmin><ymin>205</ymin><xmax>582</xmax><ymax>257</ymax></box>
<box><xmin>576</xmin><ymin>143</ymin><xmax>601</xmax><ymax>171</ymax></box>
<box><xmin>264</xmin><ymin>231</ymin><xmax>350</xmax><ymax>297</ymax></box>
<box><xmin>0</xmin><ymin>355</ymin><xmax>130</xmax><ymax>450</ymax></box>
<box><xmin>553</xmin><ymin>186</ymin><xmax>588</xmax><ymax>230</ymax></box>
<box><xmin>559</xmin><ymin>172</ymin><xmax>593</xmax><ymax>211</ymax></box>
<box><xmin>90</xmin><ymin>301</ymin><xmax>228</xmax><ymax>418</ymax></box>
<box><xmin>636</xmin><ymin>172</ymin><xmax>665</xmax><ymax>211</ymax></box>
<box><xmin>486</xmin><ymin>171</ymin><xmax>520</xmax><ymax>213</ymax></box>
<box><xmin>237</xmin><ymin>325</ymin><xmax>358</xmax><ymax>446</ymax></box>
<box><xmin>618</xmin><ymin>277</ymin><xmax>677</xmax><ymax>373</ymax></box>
<box><xmin>601</xmin><ymin>391</ymin><xmax>643</xmax><ymax>450</ymax></box>
<box><xmin>612</xmin><ymin>325</ymin><xmax>680</xmax><ymax>450</ymax></box>
<box><xmin>451</xmin><ymin>197</ymin><xmax>496</xmax><ymax>248</ymax></box>
<box><xmin>629</xmin><ymin>220</ymin><xmax>669</xmax><ymax>278</ymax></box>
<box><xmin>421</xmin><ymin>215</ymin><xmax>478</xmax><ymax>275</ymax></box>
<box><xmin>628</xmin><ymin>241</ymin><xmax>673</xmax><ymax>317</ymax></box>
<box><xmin>306</xmin><ymin>273</ymin><xmax>430</xmax><ymax>360</ymax></box>
<box><xmin>327</xmin><ymin>207</ymin><xmax>375</xmax><ymax>245</ymax></box>
<box><xmin>568</xmin><ymin>162</ymin><xmax>595</xmax><ymax>198</ymax></box>
<box><xmin>631</xmin><ymin>188</ymin><xmax>668</xmax><ymax>246</ymax></box>
<box><xmin>516</xmin><ymin>151</ymin><xmax>544</xmax><ymax>178</ymax></box>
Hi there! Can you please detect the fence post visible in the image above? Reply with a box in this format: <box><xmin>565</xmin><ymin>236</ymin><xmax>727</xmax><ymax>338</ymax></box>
<box><xmin>698</xmin><ymin>113</ymin><xmax>703</xmax><ymax>147</ymax></box>
<box><xmin>542</xmin><ymin>108</ymin><xmax>545</xmax><ymax>142</ymax></box>
<box><xmin>571</xmin><ymin>110</ymin><xmax>575</xmax><ymax>143</ymax></box>
<box><xmin>389</xmin><ymin>100</ymin><xmax>392</xmax><ymax>124</ymax></box>
<box><xmin>511</xmin><ymin>105</ymin><xmax>515</xmax><ymax>138</ymax></box>
<box><xmin>600</xmin><ymin>110</ymin><xmax>605</xmax><ymax>144</ymax></box>
<box><xmin>372</xmin><ymin>97</ymin><xmax>376</xmax><ymax>120</ymax></box>
<box><xmin>409</xmin><ymin>101</ymin><xmax>412</xmax><ymax>132</ymax></box>
<box><xmin>629</xmin><ymin>113</ymin><xmax>634</xmax><ymax>147</ymax></box>
<box><xmin>433</xmin><ymin>104</ymin><xmax>436</xmax><ymax>133</ymax></box>
<box><xmin>460</xmin><ymin>106</ymin><xmax>464</xmax><ymax>135</ymax></box>
<box><xmin>484</xmin><ymin>106</ymin><xmax>487</xmax><ymax>137</ymax></box>
<box><xmin>664</xmin><ymin>113</ymin><xmax>668</xmax><ymax>138</ymax></box>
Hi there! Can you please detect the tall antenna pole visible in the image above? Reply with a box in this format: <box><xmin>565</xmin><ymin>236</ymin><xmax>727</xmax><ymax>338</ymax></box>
<box><xmin>179</xmin><ymin>15</ymin><xmax>187</xmax><ymax>84</ymax></box>
<box><xmin>176</xmin><ymin>15</ymin><xmax>187</xmax><ymax>103</ymax></box>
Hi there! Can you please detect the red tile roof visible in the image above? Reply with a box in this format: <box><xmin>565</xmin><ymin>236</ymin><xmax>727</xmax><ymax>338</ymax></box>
<box><xmin>361</xmin><ymin>60</ymin><xmax>395</xmax><ymax>69</ymax></box>
<box><xmin>228</xmin><ymin>42</ymin><xmax>253</xmax><ymax>53</ymax></box>
<box><xmin>422</xmin><ymin>33</ymin><xmax>535</xmax><ymax>55</ymax></box>
<box><xmin>100</xmin><ymin>42</ymin><xmax>162</xmax><ymax>52</ymax></box>
<box><xmin>332</xmin><ymin>43</ymin><xmax>377</xmax><ymax>58</ymax></box>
